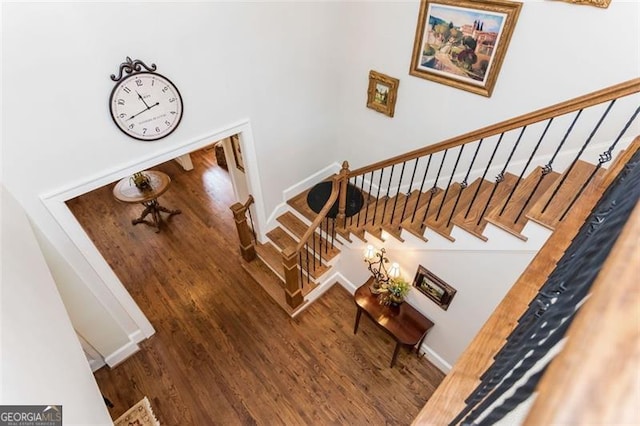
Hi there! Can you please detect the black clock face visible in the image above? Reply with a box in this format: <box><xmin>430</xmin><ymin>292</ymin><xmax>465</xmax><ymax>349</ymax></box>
<box><xmin>109</xmin><ymin>72</ymin><xmax>183</xmax><ymax>141</ymax></box>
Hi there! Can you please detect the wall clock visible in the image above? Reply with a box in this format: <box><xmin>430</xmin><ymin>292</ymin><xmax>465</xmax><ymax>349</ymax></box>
<box><xmin>109</xmin><ymin>57</ymin><xmax>183</xmax><ymax>141</ymax></box>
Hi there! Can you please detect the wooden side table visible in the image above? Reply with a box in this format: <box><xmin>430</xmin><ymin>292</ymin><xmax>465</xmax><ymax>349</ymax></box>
<box><xmin>354</xmin><ymin>277</ymin><xmax>434</xmax><ymax>368</ymax></box>
<box><xmin>113</xmin><ymin>170</ymin><xmax>181</xmax><ymax>233</ymax></box>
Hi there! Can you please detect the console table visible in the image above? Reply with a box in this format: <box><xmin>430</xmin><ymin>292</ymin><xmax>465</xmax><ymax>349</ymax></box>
<box><xmin>113</xmin><ymin>170</ymin><xmax>181</xmax><ymax>233</ymax></box>
<box><xmin>354</xmin><ymin>277</ymin><xmax>434</xmax><ymax>368</ymax></box>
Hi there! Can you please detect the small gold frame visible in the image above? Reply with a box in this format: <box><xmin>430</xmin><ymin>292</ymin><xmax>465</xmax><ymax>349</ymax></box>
<box><xmin>552</xmin><ymin>0</ymin><xmax>610</xmax><ymax>8</ymax></box>
<box><xmin>366</xmin><ymin>70</ymin><xmax>400</xmax><ymax>118</ymax></box>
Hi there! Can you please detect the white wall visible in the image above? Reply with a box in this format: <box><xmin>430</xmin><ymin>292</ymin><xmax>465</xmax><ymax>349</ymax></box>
<box><xmin>334</xmin><ymin>0</ymin><xmax>640</xmax><ymax>170</ymax></box>
<box><xmin>1</xmin><ymin>1</ymin><xmax>638</xmax><ymax>367</ymax></box>
<box><xmin>0</xmin><ymin>186</ymin><xmax>112</xmax><ymax>425</ymax></box>
<box><xmin>1</xmin><ymin>2</ymin><xmax>343</xmax><ymax>360</ymax></box>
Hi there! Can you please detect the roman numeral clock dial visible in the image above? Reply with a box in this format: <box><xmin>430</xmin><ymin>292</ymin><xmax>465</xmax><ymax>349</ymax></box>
<box><xmin>109</xmin><ymin>57</ymin><xmax>183</xmax><ymax>141</ymax></box>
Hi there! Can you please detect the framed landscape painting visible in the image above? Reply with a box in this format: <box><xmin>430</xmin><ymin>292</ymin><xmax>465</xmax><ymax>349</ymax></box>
<box><xmin>409</xmin><ymin>0</ymin><xmax>522</xmax><ymax>97</ymax></box>
<box><xmin>412</xmin><ymin>265</ymin><xmax>457</xmax><ymax>310</ymax></box>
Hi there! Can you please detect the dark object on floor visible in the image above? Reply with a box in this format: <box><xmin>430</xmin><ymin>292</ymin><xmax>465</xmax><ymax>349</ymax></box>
<box><xmin>306</xmin><ymin>181</ymin><xmax>364</xmax><ymax>218</ymax></box>
<box><xmin>214</xmin><ymin>142</ymin><xmax>227</xmax><ymax>170</ymax></box>
<box><xmin>103</xmin><ymin>396</ymin><xmax>114</xmax><ymax>408</ymax></box>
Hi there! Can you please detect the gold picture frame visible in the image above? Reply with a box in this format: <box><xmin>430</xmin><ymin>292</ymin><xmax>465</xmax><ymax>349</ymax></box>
<box><xmin>409</xmin><ymin>0</ymin><xmax>522</xmax><ymax>97</ymax></box>
<box><xmin>366</xmin><ymin>70</ymin><xmax>400</xmax><ymax>117</ymax></box>
<box><xmin>551</xmin><ymin>0</ymin><xmax>610</xmax><ymax>8</ymax></box>
<box><xmin>230</xmin><ymin>134</ymin><xmax>244</xmax><ymax>172</ymax></box>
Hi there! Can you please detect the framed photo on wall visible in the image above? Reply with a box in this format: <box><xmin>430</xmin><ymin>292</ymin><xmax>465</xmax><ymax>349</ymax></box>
<box><xmin>412</xmin><ymin>265</ymin><xmax>457</xmax><ymax>310</ymax></box>
<box><xmin>409</xmin><ymin>0</ymin><xmax>522</xmax><ymax>97</ymax></box>
<box><xmin>366</xmin><ymin>70</ymin><xmax>400</xmax><ymax>117</ymax></box>
<box><xmin>230</xmin><ymin>134</ymin><xmax>244</xmax><ymax>172</ymax></box>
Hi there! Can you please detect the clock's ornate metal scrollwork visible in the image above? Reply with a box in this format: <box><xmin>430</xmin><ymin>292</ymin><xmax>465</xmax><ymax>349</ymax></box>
<box><xmin>110</xmin><ymin>56</ymin><xmax>158</xmax><ymax>82</ymax></box>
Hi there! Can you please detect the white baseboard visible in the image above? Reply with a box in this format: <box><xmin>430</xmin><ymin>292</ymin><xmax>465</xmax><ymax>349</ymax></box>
<box><xmin>265</xmin><ymin>201</ymin><xmax>290</xmax><ymax>233</ymax></box>
<box><xmin>104</xmin><ymin>340</ymin><xmax>140</xmax><ymax>368</ymax></box>
<box><xmin>88</xmin><ymin>358</ymin><xmax>106</xmax><ymax>372</ymax></box>
<box><xmin>419</xmin><ymin>343</ymin><xmax>452</xmax><ymax>373</ymax></box>
<box><xmin>282</xmin><ymin>162</ymin><xmax>342</xmax><ymax>201</ymax></box>
<box><xmin>129</xmin><ymin>329</ymin><xmax>148</xmax><ymax>344</ymax></box>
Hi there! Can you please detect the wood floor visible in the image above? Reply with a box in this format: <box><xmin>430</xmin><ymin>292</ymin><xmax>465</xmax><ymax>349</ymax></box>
<box><xmin>67</xmin><ymin>147</ymin><xmax>445</xmax><ymax>425</ymax></box>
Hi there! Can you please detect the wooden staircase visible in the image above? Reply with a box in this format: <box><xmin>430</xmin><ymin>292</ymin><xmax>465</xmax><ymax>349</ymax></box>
<box><xmin>241</xmin><ymin>155</ymin><xmax>608</xmax><ymax>317</ymax></box>
<box><xmin>230</xmin><ymin>78</ymin><xmax>639</xmax><ymax>317</ymax></box>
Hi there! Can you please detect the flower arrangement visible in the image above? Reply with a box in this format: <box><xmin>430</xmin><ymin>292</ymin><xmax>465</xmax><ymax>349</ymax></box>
<box><xmin>130</xmin><ymin>172</ymin><xmax>152</xmax><ymax>192</ymax></box>
<box><xmin>379</xmin><ymin>277</ymin><xmax>411</xmax><ymax>306</ymax></box>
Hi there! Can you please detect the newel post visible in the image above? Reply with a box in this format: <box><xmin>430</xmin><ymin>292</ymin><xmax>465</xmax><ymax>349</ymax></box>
<box><xmin>282</xmin><ymin>247</ymin><xmax>304</xmax><ymax>309</ymax></box>
<box><xmin>336</xmin><ymin>161</ymin><xmax>350</xmax><ymax>230</ymax></box>
<box><xmin>229</xmin><ymin>200</ymin><xmax>256</xmax><ymax>262</ymax></box>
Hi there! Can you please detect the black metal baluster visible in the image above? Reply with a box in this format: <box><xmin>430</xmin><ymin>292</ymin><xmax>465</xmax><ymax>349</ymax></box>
<box><xmin>330</xmin><ymin>217</ymin><xmax>335</xmax><ymax>249</ymax></box>
<box><xmin>448</xmin><ymin>140</ymin><xmax>483</xmax><ymax>227</ymax></box>
<box><xmin>348</xmin><ymin>177</ymin><xmax>356</xmax><ymax>227</ymax></box>
<box><xmin>390</xmin><ymin>161</ymin><xmax>407</xmax><ymax>224</ymax></box>
<box><xmin>362</xmin><ymin>171</ymin><xmax>374</xmax><ymax>227</ymax></box>
<box><xmin>305</xmin><ymin>243</ymin><xmax>310</xmax><ymax>285</ymax></box>
<box><xmin>465</xmin><ymin>135</ymin><xmax>504</xmax><ymax>218</ymax></box>
<box><xmin>372</xmin><ymin>168</ymin><xmax>385</xmax><ymax>226</ymax></box>
<box><xmin>499</xmin><ymin>120</ymin><xmax>553</xmax><ymax>218</ymax></box>
<box><xmin>421</xmin><ymin>150</ymin><xmax>448</xmax><ymax>226</ymax></box>
<box><xmin>436</xmin><ymin>145</ymin><xmax>464</xmax><ymax>221</ymax></box>
<box><xmin>514</xmin><ymin>111</ymin><xmax>583</xmax><ymax>223</ymax></box>
<box><xmin>558</xmin><ymin>105</ymin><xmax>640</xmax><ymax>222</ymax></box>
<box><xmin>380</xmin><ymin>165</ymin><xmax>396</xmax><ymax>225</ymax></box>
<box><xmin>247</xmin><ymin>207</ymin><xmax>257</xmax><ymax>242</ymax></box>
<box><xmin>411</xmin><ymin>154</ymin><xmax>433</xmax><ymax>222</ymax></box>
<box><xmin>312</xmin><ymin>226</ymin><xmax>317</xmax><ymax>271</ymax></box>
<box><xmin>356</xmin><ymin>173</ymin><xmax>366</xmax><ymax>227</ymax></box>
<box><xmin>541</xmin><ymin>100</ymin><xmax>616</xmax><ymax>215</ymax></box>
<box><xmin>476</xmin><ymin>128</ymin><xmax>527</xmax><ymax>226</ymax></box>
<box><xmin>400</xmin><ymin>158</ymin><xmax>420</xmax><ymax>222</ymax></box>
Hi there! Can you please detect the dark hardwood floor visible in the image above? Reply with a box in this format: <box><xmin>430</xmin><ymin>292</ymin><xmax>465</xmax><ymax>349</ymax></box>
<box><xmin>67</xmin><ymin>147</ymin><xmax>445</xmax><ymax>425</ymax></box>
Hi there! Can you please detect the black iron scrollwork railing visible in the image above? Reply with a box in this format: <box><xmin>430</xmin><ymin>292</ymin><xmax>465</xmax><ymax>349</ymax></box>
<box><xmin>335</xmin><ymin>79</ymin><xmax>640</xmax><ymax>241</ymax></box>
<box><xmin>449</xmin><ymin>146</ymin><xmax>640</xmax><ymax>425</ymax></box>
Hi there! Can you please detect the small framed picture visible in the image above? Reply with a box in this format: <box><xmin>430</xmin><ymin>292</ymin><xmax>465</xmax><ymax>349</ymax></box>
<box><xmin>231</xmin><ymin>134</ymin><xmax>244</xmax><ymax>172</ymax></box>
<box><xmin>366</xmin><ymin>70</ymin><xmax>400</xmax><ymax>117</ymax></box>
<box><xmin>412</xmin><ymin>265</ymin><xmax>456</xmax><ymax>310</ymax></box>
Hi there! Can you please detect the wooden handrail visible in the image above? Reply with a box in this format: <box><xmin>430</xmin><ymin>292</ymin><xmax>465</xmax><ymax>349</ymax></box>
<box><xmin>293</xmin><ymin>175</ymin><xmax>342</xmax><ymax>254</ymax></box>
<box><xmin>350</xmin><ymin>78</ymin><xmax>640</xmax><ymax>177</ymax></box>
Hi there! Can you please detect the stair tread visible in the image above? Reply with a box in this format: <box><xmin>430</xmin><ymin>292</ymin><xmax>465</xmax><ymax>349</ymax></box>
<box><xmin>451</xmin><ymin>173</ymin><xmax>519</xmax><ymax>241</ymax></box>
<box><xmin>287</xmin><ymin>189</ymin><xmax>320</xmax><ymax>223</ymax></box>
<box><xmin>287</xmin><ymin>186</ymin><xmax>354</xmax><ymax>242</ymax></box>
<box><xmin>423</xmin><ymin>183</ymin><xmax>465</xmax><ymax>241</ymax></box>
<box><xmin>485</xmin><ymin>167</ymin><xmax>561</xmax><ymax>240</ymax></box>
<box><xmin>400</xmin><ymin>188</ymin><xmax>444</xmax><ymax>239</ymax></box>
<box><xmin>363</xmin><ymin>194</ymin><xmax>407</xmax><ymax>241</ymax></box>
<box><xmin>266</xmin><ymin>227</ymin><xmax>296</xmax><ymax>251</ymax></box>
<box><xmin>241</xmin><ymin>257</ymin><xmax>307</xmax><ymax>316</ymax></box>
<box><xmin>276</xmin><ymin>212</ymin><xmax>341</xmax><ymax>261</ymax></box>
<box><xmin>526</xmin><ymin>160</ymin><xmax>606</xmax><ymax>230</ymax></box>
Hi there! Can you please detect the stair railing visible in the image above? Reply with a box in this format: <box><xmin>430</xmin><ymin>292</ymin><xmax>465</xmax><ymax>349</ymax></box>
<box><xmin>332</xmin><ymin>78</ymin><xmax>640</xmax><ymax>240</ymax></box>
<box><xmin>281</xmin><ymin>164</ymin><xmax>349</xmax><ymax>309</ymax></box>
<box><xmin>229</xmin><ymin>195</ymin><xmax>257</xmax><ymax>262</ymax></box>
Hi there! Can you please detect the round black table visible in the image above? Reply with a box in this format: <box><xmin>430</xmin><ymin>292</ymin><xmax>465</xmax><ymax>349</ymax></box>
<box><xmin>306</xmin><ymin>181</ymin><xmax>364</xmax><ymax>218</ymax></box>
